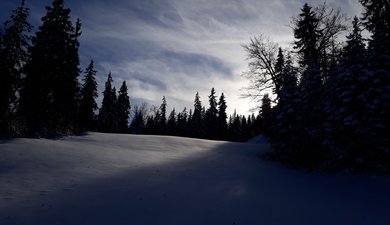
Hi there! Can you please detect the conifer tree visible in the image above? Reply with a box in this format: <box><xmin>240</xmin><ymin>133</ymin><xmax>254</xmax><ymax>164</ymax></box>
<box><xmin>217</xmin><ymin>92</ymin><xmax>228</xmax><ymax>140</ymax></box>
<box><xmin>79</xmin><ymin>60</ymin><xmax>98</xmax><ymax>131</ymax></box>
<box><xmin>359</xmin><ymin>0</ymin><xmax>390</xmax><ymax>167</ymax></box>
<box><xmin>145</xmin><ymin>114</ymin><xmax>156</xmax><ymax>135</ymax></box>
<box><xmin>97</xmin><ymin>72</ymin><xmax>117</xmax><ymax>132</ymax></box>
<box><xmin>293</xmin><ymin>4</ymin><xmax>325</xmax><ymax>162</ymax></box>
<box><xmin>177</xmin><ymin>107</ymin><xmax>188</xmax><ymax>137</ymax></box>
<box><xmin>191</xmin><ymin>92</ymin><xmax>203</xmax><ymax>138</ymax></box>
<box><xmin>272</xmin><ymin>51</ymin><xmax>302</xmax><ymax>157</ymax></box>
<box><xmin>205</xmin><ymin>88</ymin><xmax>218</xmax><ymax>139</ymax></box>
<box><xmin>322</xmin><ymin>17</ymin><xmax>371</xmax><ymax>169</ymax></box>
<box><xmin>259</xmin><ymin>94</ymin><xmax>273</xmax><ymax>136</ymax></box>
<box><xmin>274</xmin><ymin>47</ymin><xmax>285</xmax><ymax>92</ymax></box>
<box><xmin>229</xmin><ymin>112</ymin><xmax>241</xmax><ymax>142</ymax></box>
<box><xmin>360</xmin><ymin>0</ymin><xmax>390</xmax><ymax>48</ymax></box>
<box><xmin>0</xmin><ymin>0</ymin><xmax>32</xmax><ymax>137</ymax></box>
<box><xmin>117</xmin><ymin>81</ymin><xmax>130</xmax><ymax>133</ymax></box>
<box><xmin>260</xmin><ymin>94</ymin><xmax>271</xmax><ymax>120</ymax></box>
<box><xmin>157</xmin><ymin>96</ymin><xmax>167</xmax><ymax>134</ymax></box>
<box><xmin>19</xmin><ymin>0</ymin><xmax>81</xmax><ymax>136</ymax></box>
<box><xmin>294</xmin><ymin>3</ymin><xmax>320</xmax><ymax>68</ymax></box>
<box><xmin>167</xmin><ymin>108</ymin><xmax>177</xmax><ymax>135</ymax></box>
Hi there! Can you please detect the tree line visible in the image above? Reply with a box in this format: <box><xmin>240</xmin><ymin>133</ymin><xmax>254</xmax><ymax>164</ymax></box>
<box><xmin>0</xmin><ymin>0</ymin><xmax>260</xmax><ymax>142</ymax></box>
<box><xmin>244</xmin><ymin>1</ymin><xmax>389</xmax><ymax>172</ymax></box>
<box><xmin>128</xmin><ymin>88</ymin><xmax>263</xmax><ymax>142</ymax></box>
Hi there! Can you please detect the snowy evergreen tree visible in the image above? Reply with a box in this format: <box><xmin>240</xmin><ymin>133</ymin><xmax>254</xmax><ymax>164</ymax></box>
<box><xmin>322</xmin><ymin>17</ymin><xmax>372</xmax><ymax>170</ymax></box>
<box><xmin>359</xmin><ymin>0</ymin><xmax>390</xmax><ymax>169</ymax></box>
<box><xmin>272</xmin><ymin>52</ymin><xmax>302</xmax><ymax>158</ymax></box>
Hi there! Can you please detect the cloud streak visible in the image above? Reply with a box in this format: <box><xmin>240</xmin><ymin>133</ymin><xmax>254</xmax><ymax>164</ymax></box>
<box><xmin>0</xmin><ymin>0</ymin><xmax>364</xmax><ymax>115</ymax></box>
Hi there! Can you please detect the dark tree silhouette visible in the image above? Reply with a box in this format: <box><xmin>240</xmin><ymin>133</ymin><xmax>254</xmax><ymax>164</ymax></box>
<box><xmin>117</xmin><ymin>81</ymin><xmax>130</xmax><ymax>133</ymax></box>
<box><xmin>19</xmin><ymin>0</ymin><xmax>81</xmax><ymax>136</ymax></box>
<box><xmin>359</xmin><ymin>0</ymin><xmax>390</xmax><ymax>169</ymax></box>
<box><xmin>190</xmin><ymin>92</ymin><xmax>204</xmax><ymax>138</ymax></box>
<box><xmin>205</xmin><ymin>88</ymin><xmax>218</xmax><ymax>139</ymax></box>
<box><xmin>294</xmin><ymin>3</ymin><xmax>320</xmax><ymax>68</ymax></box>
<box><xmin>167</xmin><ymin>108</ymin><xmax>176</xmax><ymax>135</ymax></box>
<box><xmin>0</xmin><ymin>0</ymin><xmax>31</xmax><ymax>137</ymax></box>
<box><xmin>79</xmin><ymin>60</ymin><xmax>98</xmax><ymax>131</ymax></box>
<box><xmin>241</xmin><ymin>1</ymin><xmax>389</xmax><ymax>171</ymax></box>
<box><xmin>129</xmin><ymin>102</ymin><xmax>148</xmax><ymax>134</ymax></box>
<box><xmin>217</xmin><ymin>92</ymin><xmax>228</xmax><ymax>140</ymax></box>
<box><xmin>155</xmin><ymin>96</ymin><xmax>167</xmax><ymax>134</ymax></box>
<box><xmin>98</xmin><ymin>72</ymin><xmax>117</xmax><ymax>133</ymax></box>
<box><xmin>177</xmin><ymin>107</ymin><xmax>188</xmax><ymax>137</ymax></box>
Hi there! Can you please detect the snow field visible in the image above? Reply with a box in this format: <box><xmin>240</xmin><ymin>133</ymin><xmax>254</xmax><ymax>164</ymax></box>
<box><xmin>0</xmin><ymin>132</ymin><xmax>389</xmax><ymax>225</ymax></box>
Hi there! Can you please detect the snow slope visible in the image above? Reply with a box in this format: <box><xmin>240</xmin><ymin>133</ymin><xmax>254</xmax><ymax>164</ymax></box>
<box><xmin>0</xmin><ymin>132</ymin><xmax>389</xmax><ymax>225</ymax></box>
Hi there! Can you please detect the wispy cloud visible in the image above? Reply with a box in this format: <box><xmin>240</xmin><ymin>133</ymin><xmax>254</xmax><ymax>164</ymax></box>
<box><xmin>0</xmin><ymin>0</ymin><xmax>364</xmax><ymax>114</ymax></box>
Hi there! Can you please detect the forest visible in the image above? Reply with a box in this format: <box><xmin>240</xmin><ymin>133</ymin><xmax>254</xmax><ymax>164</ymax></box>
<box><xmin>0</xmin><ymin>0</ymin><xmax>389</xmax><ymax>172</ymax></box>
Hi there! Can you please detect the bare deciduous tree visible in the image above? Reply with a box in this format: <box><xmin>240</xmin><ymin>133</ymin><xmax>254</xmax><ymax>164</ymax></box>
<box><xmin>241</xmin><ymin>35</ymin><xmax>279</xmax><ymax>106</ymax></box>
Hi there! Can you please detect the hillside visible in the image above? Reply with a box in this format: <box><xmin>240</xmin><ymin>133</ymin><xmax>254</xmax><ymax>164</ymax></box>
<box><xmin>0</xmin><ymin>133</ymin><xmax>389</xmax><ymax>225</ymax></box>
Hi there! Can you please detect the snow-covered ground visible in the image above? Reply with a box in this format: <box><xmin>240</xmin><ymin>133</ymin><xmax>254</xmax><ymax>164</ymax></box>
<box><xmin>0</xmin><ymin>132</ymin><xmax>389</xmax><ymax>225</ymax></box>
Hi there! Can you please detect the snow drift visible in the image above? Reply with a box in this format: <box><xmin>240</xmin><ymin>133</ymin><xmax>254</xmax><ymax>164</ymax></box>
<box><xmin>0</xmin><ymin>132</ymin><xmax>389</xmax><ymax>225</ymax></box>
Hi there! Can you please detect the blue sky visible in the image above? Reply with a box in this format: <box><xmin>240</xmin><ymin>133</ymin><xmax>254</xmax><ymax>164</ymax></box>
<box><xmin>0</xmin><ymin>0</ymin><xmax>363</xmax><ymax>115</ymax></box>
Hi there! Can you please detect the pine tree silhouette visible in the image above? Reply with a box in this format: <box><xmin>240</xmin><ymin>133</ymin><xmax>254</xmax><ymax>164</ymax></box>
<box><xmin>0</xmin><ymin>0</ymin><xmax>31</xmax><ymax>137</ymax></box>
<box><xmin>205</xmin><ymin>88</ymin><xmax>218</xmax><ymax>139</ymax></box>
<box><xmin>217</xmin><ymin>92</ymin><xmax>228</xmax><ymax>140</ymax></box>
<box><xmin>79</xmin><ymin>60</ymin><xmax>98</xmax><ymax>131</ymax></box>
<box><xmin>20</xmin><ymin>0</ymin><xmax>81</xmax><ymax>136</ymax></box>
<box><xmin>98</xmin><ymin>72</ymin><xmax>117</xmax><ymax>133</ymax></box>
<box><xmin>117</xmin><ymin>81</ymin><xmax>130</xmax><ymax>133</ymax></box>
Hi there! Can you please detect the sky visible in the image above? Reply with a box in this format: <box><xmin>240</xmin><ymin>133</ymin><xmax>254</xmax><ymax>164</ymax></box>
<box><xmin>0</xmin><ymin>0</ymin><xmax>363</xmax><ymax>116</ymax></box>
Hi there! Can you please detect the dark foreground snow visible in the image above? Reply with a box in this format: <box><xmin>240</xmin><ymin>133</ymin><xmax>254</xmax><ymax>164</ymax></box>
<box><xmin>0</xmin><ymin>132</ymin><xmax>389</xmax><ymax>225</ymax></box>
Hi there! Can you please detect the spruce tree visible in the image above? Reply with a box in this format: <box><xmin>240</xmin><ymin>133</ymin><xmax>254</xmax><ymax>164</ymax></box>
<box><xmin>360</xmin><ymin>0</ymin><xmax>390</xmax><ymax>168</ymax></box>
<box><xmin>157</xmin><ymin>96</ymin><xmax>167</xmax><ymax>134</ymax></box>
<box><xmin>98</xmin><ymin>72</ymin><xmax>117</xmax><ymax>133</ymax></box>
<box><xmin>167</xmin><ymin>108</ymin><xmax>177</xmax><ymax>135</ymax></box>
<box><xmin>274</xmin><ymin>47</ymin><xmax>285</xmax><ymax>94</ymax></box>
<box><xmin>79</xmin><ymin>60</ymin><xmax>98</xmax><ymax>131</ymax></box>
<box><xmin>177</xmin><ymin>107</ymin><xmax>188</xmax><ymax>137</ymax></box>
<box><xmin>272</xmin><ymin>51</ymin><xmax>302</xmax><ymax>158</ymax></box>
<box><xmin>229</xmin><ymin>112</ymin><xmax>241</xmax><ymax>142</ymax></box>
<box><xmin>19</xmin><ymin>0</ymin><xmax>81</xmax><ymax>136</ymax></box>
<box><xmin>260</xmin><ymin>94</ymin><xmax>271</xmax><ymax>120</ymax></box>
<box><xmin>0</xmin><ymin>0</ymin><xmax>32</xmax><ymax>137</ymax></box>
<box><xmin>293</xmin><ymin>3</ymin><xmax>320</xmax><ymax>68</ymax></box>
<box><xmin>323</xmin><ymin>17</ymin><xmax>371</xmax><ymax>169</ymax></box>
<box><xmin>191</xmin><ymin>92</ymin><xmax>203</xmax><ymax>138</ymax></box>
<box><xmin>293</xmin><ymin>3</ymin><xmax>325</xmax><ymax>164</ymax></box>
<box><xmin>205</xmin><ymin>88</ymin><xmax>218</xmax><ymax>139</ymax></box>
<box><xmin>217</xmin><ymin>92</ymin><xmax>228</xmax><ymax>140</ymax></box>
<box><xmin>117</xmin><ymin>81</ymin><xmax>130</xmax><ymax>133</ymax></box>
